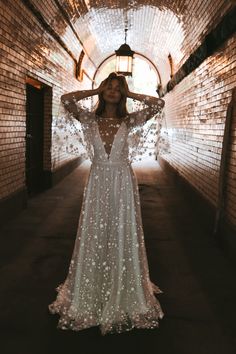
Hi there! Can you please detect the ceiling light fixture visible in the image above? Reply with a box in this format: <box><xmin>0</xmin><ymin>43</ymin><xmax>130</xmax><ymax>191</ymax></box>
<box><xmin>115</xmin><ymin>10</ymin><xmax>134</xmax><ymax>76</ymax></box>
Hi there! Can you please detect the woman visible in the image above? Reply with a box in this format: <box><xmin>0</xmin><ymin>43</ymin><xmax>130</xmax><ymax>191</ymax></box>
<box><xmin>48</xmin><ymin>72</ymin><xmax>165</xmax><ymax>336</ymax></box>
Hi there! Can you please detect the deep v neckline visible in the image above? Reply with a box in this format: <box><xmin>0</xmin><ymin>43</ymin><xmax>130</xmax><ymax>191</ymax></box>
<box><xmin>95</xmin><ymin>120</ymin><xmax>126</xmax><ymax>160</ymax></box>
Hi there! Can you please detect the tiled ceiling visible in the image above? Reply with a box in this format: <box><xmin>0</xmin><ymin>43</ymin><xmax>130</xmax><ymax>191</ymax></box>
<box><xmin>32</xmin><ymin>0</ymin><xmax>235</xmax><ymax>84</ymax></box>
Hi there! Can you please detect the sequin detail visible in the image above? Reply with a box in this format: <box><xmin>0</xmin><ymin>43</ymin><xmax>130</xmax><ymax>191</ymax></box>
<box><xmin>50</xmin><ymin>97</ymin><xmax>170</xmax><ymax>168</ymax></box>
<box><xmin>48</xmin><ymin>97</ymin><xmax>166</xmax><ymax>335</ymax></box>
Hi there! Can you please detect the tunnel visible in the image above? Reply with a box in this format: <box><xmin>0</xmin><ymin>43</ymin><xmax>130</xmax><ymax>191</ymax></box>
<box><xmin>0</xmin><ymin>0</ymin><xmax>236</xmax><ymax>353</ymax></box>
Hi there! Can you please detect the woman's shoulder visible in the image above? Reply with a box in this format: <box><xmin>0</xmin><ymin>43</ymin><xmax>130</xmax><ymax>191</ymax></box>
<box><xmin>123</xmin><ymin>113</ymin><xmax>136</xmax><ymax>124</ymax></box>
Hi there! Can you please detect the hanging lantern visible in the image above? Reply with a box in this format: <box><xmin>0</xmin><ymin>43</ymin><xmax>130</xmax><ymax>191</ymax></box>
<box><xmin>115</xmin><ymin>27</ymin><xmax>134</xmax><ymax>76</ymax></box>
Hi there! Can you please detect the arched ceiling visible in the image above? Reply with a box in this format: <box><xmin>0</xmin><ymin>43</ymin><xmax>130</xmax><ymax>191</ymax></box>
<box><xmin>31</xmin><ymin>0</ymin><xmax>235</xmax><ymax>85</ymax></box>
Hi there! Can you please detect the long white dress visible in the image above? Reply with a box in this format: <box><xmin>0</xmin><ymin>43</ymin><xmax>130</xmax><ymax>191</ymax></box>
<box><xmin>48</xmin><ymin>107</ymin><xmax>165</xmax><ymax>336</ymax></box>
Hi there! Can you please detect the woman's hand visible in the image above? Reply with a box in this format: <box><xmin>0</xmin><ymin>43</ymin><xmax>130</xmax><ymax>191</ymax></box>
<box><xmin>95</xmin><ymin>79</ymin><xmax>107</xmax><ymax>95</ymax></box>
<box><xmin>121</xmin><ymin>77</ymin><xmax>130</xmax><ymax>97</ymax></box>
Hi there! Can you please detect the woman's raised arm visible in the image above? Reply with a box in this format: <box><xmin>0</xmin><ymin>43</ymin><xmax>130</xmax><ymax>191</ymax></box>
<box><xmin>61</xmin><ymin>88</ymin><xmax>99</xmax><ymax>103</ymax></box>
<box><xmin>61</xmin><ymin>80</ymin><xmax>108</xmax><ymax>103</ymax></box>
<box><xmin>128</xmin><ymin>91</ymin><xmax>165</xmax><ymax>109</ymax></box>
<box><xmin>126</xmin><ymin>90</ymin><xmax>165</xmax><ymax>126</ymax></box>
<box><xmin>59</xmin><ymin>88</ymin><xmax>100</xmax><ymax>122</ymax></box>
<box><xmin>60</xmin><ymin>81</ymin><xmax>107</xmax><ymax>121</ymax></box>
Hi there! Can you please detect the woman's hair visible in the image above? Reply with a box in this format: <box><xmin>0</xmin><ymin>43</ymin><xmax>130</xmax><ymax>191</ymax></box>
<box><xmin>94</xmin><ymin>72</ymin><xmax>129</xmax><ymax>118</ymax></box>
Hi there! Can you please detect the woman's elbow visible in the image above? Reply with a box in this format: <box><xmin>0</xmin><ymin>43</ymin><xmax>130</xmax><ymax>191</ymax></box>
<box><xmin>61</xmin><ymin>94</ymin><xmax>66</xmax><ymax>102</ymax></box>
<box><xmin>61</xmin><ymin>93</ymin><xmax>72</xmax><ymax>102</ymax></box>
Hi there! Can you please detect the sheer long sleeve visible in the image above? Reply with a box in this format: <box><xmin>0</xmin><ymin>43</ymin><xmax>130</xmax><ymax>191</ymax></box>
<box><xmin>126</xmin><ymin>98</ymin><xmax>169</xmax><ymax>162</ymax></box>
<box><xmin>61</xmin><ymin>96</ymin><xmax>96</xmax><ymax>124</ymax></box>
<box><xmin>51</xmin><ymin>97</ymin><xmax>96</xmax><ymax>168</ymax></box>
<box><xmin>126</xmin><ymin>98</ymin><xmax>164</xmax><ymax>130</ymax></box>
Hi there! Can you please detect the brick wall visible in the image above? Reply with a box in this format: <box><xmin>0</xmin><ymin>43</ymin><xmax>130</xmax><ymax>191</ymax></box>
<box><xmin>0</xmin><ymin>0</ymin><xmax>235</xmax><ymax>234</ymax></box>
<box><xmin>0</xmin><ymin>0</ymin><xmax>91</xmax><ymax>200</ymax></box>
<box><xmin>163</xmin><ymin>33</ymin><xmax>236</xmax><ymax>228</ymax></box>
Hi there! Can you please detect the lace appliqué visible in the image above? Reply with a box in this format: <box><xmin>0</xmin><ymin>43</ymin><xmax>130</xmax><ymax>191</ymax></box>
<box><xmin>48</xmin><ymin>279</ymin><xmax>164</xmax><ymax>336</ymax></box>
<box><xmin>51</xmin><ymin>97</ymin><xmax>96</xmax><ymax>169</ymax></box>
<box><xmin>126</xmin><ymin>99</ymin><xmax>170</xmax><ymax>163</ymax></box>
<box><xmin>49</xmin><ymin>95</ymin><xmax>166</xmax><ymax>336</ymax></box>
<box><xmin>51</xmin><ymin>96</ymin><xmax>171</xmax><ymax>168</ymax></box>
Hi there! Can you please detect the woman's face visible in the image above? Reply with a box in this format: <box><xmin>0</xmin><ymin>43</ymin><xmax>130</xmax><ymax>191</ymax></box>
<box><xmin>102</xmin><ymin>79</ymin><xmax>122</xmax><ymax>104</ymax></box>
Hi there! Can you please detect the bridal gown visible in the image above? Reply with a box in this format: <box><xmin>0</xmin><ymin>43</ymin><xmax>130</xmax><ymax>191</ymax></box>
<box><xmin>48</xmin><ymin>104</ymin><xmax>165</xmax><ymax>336</ymax></box>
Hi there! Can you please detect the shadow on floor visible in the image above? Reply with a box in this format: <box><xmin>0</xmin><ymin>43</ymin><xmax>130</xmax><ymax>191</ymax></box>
<box><xmin>0</xmin><ymin>158</ymin><xmax>236</xmax><ymax>354</ymax></box>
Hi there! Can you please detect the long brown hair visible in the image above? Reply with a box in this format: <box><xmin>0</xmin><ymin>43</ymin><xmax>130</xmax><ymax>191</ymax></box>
<box><xmin>94</xmin><ymin>72</ymin><xmax>129</xmax><ymax>118</ymax></box>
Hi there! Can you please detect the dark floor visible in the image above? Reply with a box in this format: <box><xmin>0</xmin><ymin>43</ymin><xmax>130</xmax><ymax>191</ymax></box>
<box><xmin>0</xmin><ymin>159</ymin><xmax>236</xmax><ymax>354</ymax></box>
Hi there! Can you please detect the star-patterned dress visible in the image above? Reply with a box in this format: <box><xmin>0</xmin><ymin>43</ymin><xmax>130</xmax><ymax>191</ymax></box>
<box><xmin>48</xmin><ymin>106</ymin><xmax>165</xmax><ymax>336</ymax></box>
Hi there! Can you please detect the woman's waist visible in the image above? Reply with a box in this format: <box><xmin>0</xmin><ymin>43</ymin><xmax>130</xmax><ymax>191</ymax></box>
<box><xmin>91</xmin><ymin>159</ymin><xmax>131</xmax><ymax>167</ymax></box>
